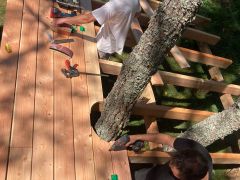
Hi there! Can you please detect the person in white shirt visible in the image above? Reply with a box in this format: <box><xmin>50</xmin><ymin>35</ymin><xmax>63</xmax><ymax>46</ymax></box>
<box><xmin>54</xmin><ymin>0</ymin><xmax>141</xmax><ymax>59</ymax></box>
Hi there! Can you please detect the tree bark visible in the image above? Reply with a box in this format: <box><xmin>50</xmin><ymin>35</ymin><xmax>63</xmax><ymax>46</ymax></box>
<box><xmin>178</xmin><ymin>98</ymin><xmax>240</xmax><ymax>147</ymax></box>
<box><xmin>95</xmin><ymin>0</ymin><xmax>202</xmax><ymax>141</ymax></box>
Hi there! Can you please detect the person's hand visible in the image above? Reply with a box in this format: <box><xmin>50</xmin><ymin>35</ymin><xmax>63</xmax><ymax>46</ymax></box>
<box><xmin>52</xmin><ymin>18</ymin><xmax>66</xmax><ymax>26</ymax></box>
<box><xmin>125</xmin><ymin>135</ymin><xmax>141</xmax><ymax>147</ymax></box>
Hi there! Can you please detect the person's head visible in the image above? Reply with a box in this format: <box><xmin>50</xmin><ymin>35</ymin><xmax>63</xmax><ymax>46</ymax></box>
<box><xmin>169</xmin><ymin>149</ymin><xmax>209</xmax><ymax>180</ymax></box>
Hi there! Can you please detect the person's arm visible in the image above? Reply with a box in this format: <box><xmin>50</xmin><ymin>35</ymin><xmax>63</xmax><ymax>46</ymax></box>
<box><xmin>53</xmin><ymin>12</ymin><xmax>96</xmax><ymax>26</ymax></box>
<box><xmin>126</xmin><ymin>133</ymin><xmax>176</xmax><ymax>147</ymax></box>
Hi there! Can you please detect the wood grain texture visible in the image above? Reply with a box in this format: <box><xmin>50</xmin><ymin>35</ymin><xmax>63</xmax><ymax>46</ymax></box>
<box><xmin>0</xmin><ymin>0</ymin><xmax>24</xmax><ymax>178</ymax></box>
<box><xmin>139</xmin><ymin>0</ymin><xmax>190</xmax><ymax>68</ymax></box>
<box><xmin>7</xmin><ymin>148</ymin><xmax>32</xmax><ymax>180</ymax></box>
<box><xmin>197</xmin><ymin>42</ymin><xmax>234</xmax><ymax>109</ymax></box>
<box><xmin>140</xmin><ymin>84</ymin><xmax>161</xmax><ymax>150</ymax></box>
<box><xmin>11</xmin><ymin>0</ymin><xmax>39</xmax><ymax>148</ymax></box>
<box><xmin>182</xmin><ymin>27</ymin><xmax>221</xmax><ymax>45</ymax></box>
<box><xmin>71</xmin><ymin>27</ymin><xmax>95</xmax><ymax>180</ymax></box>
<box><xmin>31</xmin><ymin>0</ymin><xmax>54</xmax><ymax>179</ymax></box>
<box><xmin>151</xmin><ymin>72</ymin><xmax>164</xmax><ymax>86</ymax></box>
<box><xmin>53</xmin><ymin>31</ymin><xmax>75</xmax><ymax>180</ymax></box>
<box><xmin>159</xmin><ymin>71</ymin><xmax>240</xmax><ymax>95</ymax></box>
<box><xmin>170</xmin><ymin>46</ymin><xmax>190</xmax><ymax>68</ymax></box>
<box><xmin>80</xmin><ymin>0</ymin><xmax>132</xmax><ymax>179</ymax></box>
<box><xmin>133</xmin><ymin>103</ymin><xmax>214</xmax><ymax>121</ymax></box>
<box><xmin>80</xmin><ymin>1</ymin><xmax>113</xmax><ymax>179</ymax></box>
<box><xmin>98</xmin><ymin>101</ymin><xmax>214</xmax><ymax>121</ymax></box>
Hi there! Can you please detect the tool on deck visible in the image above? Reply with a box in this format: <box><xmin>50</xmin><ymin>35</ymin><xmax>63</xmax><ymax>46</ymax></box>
<box><xmin>46</xmin><ymin>31</ymin><xmax>75</xmax><ymax>45</ymax></box>
<box><xmin>55</xmin><ymin>0</ymin><xmax>85</xmax><ymax>10</ymax></box>
<box><xmin>50</xmin><ymin>7</ymin><xmax>77</xmax><ymax>18</ymax></box>
<box><xmin>50</xmin><ymin>43</ymin><xmax>73</xmax><ymax>58</ymax></box>
<box><xmin>111</xmin><ymin>174</ymin><xmax>118</xmax><ymax>180</ymax></box>
<box><xmin>61</xmin><ymin>59</ymin><xmax>80</xmax><ymax>78</ymax></box>
<box><xmin>79</xmin><ymin>26</ymin><xmax>85</xmax><ymax>32</ymax></box>
<box><xmin>5</xmin><ymin>43</ymin><xmax>12</xmax><ymax>53</ymax></box>
<box><xmin>109</xmin><ymin>134</ymin><xmax>144</xmax><ymax>152</ymax></box>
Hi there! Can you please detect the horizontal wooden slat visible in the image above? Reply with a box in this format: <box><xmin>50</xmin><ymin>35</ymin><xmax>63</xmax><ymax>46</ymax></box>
<box><xmin>99</xmin><ymin>60</ymin><xmax>240</xmax><ymax>96</ymax></box>
<box><xmin>170</xmin><ymin>46</ymin><xmax>190</xmax><ymax>68</ymax></box>
<box><xmin>178</xmin><ymin>47</ymin><xmax>232</xmax><ymax>68</ymax></box>
<box><xmin>139</xmin><ymin>0</ymin><xmax>190</xmax><ymax>69</ymax></box>
<box><xmin>128</xmin><ymin>151</ymin><xmax>240</xmax><ymax>164</ymax></box>
<box><xmin>97</xmin><ymin>101</ymin><xmax>214</xmax><ymax>121</ymax></box>
<box><xmin>99</xmin><ymin>59</ymin><xmax>122</xmax><ymax>75</ymax></box>
<box><xmin>183</xmin><ymin>27</ymin><xmax>220</xmax><ymax>45</ymax></box>
<box><xmin>159</xmin><ymin>71</ymin><xmax>240</xmax><ymax>96</ymax></box>
<box><xmin>99</xmin><ymin>59</ymin><xmax>164</xmax><ymax>86</ymax></box>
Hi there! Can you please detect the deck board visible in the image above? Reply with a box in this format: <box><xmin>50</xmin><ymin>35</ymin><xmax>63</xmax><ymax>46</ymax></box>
<box><xmin>10</xmin><ymin>0</ymin><xmax>39</xmax><ymax>148</ymax></box>
<box><xmin>31</xmin><ymin>0</ymin><xmax>54</xmax><ymax>179</ymax></box>
<box><xmin>71</xmin><ymin>28</ymin><xmax>95</xmax><ymax>180</ymax></box>
<box><xmin>7</xmin><ymin>148</ymin><xmax>32</xmax><ymax>180</ymax></box>
<box><xmin>79</xmin><ymin>1</ymin><xmax>114</xmax><ymax>179</ymax></box>
<box><xmin>0</xmin><ymin>0</ymin><xmax>24</xmax><ymax>178</ymax></box>
<box><xmin>80</xmin><ymin>0</ymin><xmax>131</xmax><ymax>179</ymax></box>
<box><xmin>53</xmin><ymin>37</ymin><xmax>75</xmax><ymax>180</ymax></box>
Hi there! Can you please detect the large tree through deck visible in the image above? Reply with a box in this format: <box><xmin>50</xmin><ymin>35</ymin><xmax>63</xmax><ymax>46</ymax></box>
<box><xmin>95</xmin><ymin>0</ymin><xmax>203</xmax><ymax>141</ymax></box>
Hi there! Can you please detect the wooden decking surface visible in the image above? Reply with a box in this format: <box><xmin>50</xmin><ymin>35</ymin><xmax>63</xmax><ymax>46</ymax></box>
<box><xmin>0</xmin><ymin>0</ymin><xmax>131</xmax><ymax>179</ymax></box>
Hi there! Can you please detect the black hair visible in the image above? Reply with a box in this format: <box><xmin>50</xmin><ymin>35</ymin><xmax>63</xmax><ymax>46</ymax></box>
<box><xmin>170</xmin><ymin>149</ymin><xmax>209</xmax><ymax>180</ymax></box>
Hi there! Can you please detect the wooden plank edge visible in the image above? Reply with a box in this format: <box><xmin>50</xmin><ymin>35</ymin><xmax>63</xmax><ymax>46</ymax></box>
<box><xmin>97</xmin><ymin>101</ymin><xmax>214</xmax><ymax>121</ymax></box>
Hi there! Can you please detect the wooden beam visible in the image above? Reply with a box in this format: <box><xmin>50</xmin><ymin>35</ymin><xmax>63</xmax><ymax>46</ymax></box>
<box><xmin>98</xmin><ymin>101</ymin><xmax>214</xmax><ymax>121</ymax></box>
<box><xmin>99</xmin><ymin>59</ymin><xmax>164</xmax><ymax>86</ymax></box>
<box><xmin>128</xmin><ymin>151</ymin><xmax>240</xmax><ymax>164</ymax></box>
<box><xmin>197</xmin><ymin>42</ymin><xmax>234</xmax><ymax>109</ymax></box>
<box><xmin>11</xmin><ymin>0</ymin><xmax>39</xmax><ymax>148</ymax></box>
<box><xmin>7</xmin><ymin>148</ymin><xmax>32</xmax><ymax>179</ymax></box>
<box><xmin>133</xmin><ymin>103</ymin><xmax>214</xmax><ymax>121</ymax></box>
<box><xmin>0</xmin><ymin>0</ymin><xmax>24</xmax><ymax>178</ymax></box>
<box><xmin>178</xmin><ymin>47</ymin><xmax>232</xmax><ymax>69</ymax></box>
<box><xmin>99</xmin><ymin>59</ymin><xmax>122</xmax><ymax>75</ymax></box>
<box><xmin>208</xmin><ymin>66</ymin><xmax>224</xmax><ymax>81</ymax></box>
<box><xmin>140</xmin><ymin>84</ymin><xmax>161</xmax><ymax>150</ymax></box>
<box><xmin>159</xmin><ymin>71</ymin><xmax>240</xmax><ymax>96</ymax></box>
<box><xmin>151</xmin><ymin>72</ymin><xmax>164</xmax><ymax>86</ymax></box>
<box><xmin>99</xmin><ymin>61</ymin><xmax>240</xmax><ymax>96</ymax></box>
<box><xmin>170</xmin><ymin>46</ymin><xmax>190</xmax><ymax>68</ymax></box>
<box><xmin>131</xmin><ymin>17</ymin><xmax>143</xmax><ymax>42</ymax></box>
<box><xmin>97</xmin><ymin>25</ymin><xmax>228</xmax><ymax>70</ymax></box>
<box><xmin>140</xmin><ymin>0</ymin><xmax>154</xmax><ymax>16</ymax></box>
<box><xmin>182</xmin><ymin>27</ymin><xmax>221</xmax><ymax>45</ymax></box>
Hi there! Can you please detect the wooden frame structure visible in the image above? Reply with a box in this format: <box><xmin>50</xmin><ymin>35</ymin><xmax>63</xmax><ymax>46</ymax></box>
<box><xmin>97</xmin><ymin>0</ymin><xmax>240</xmax><ymax>167</ymax></box>
<box><xmin>0</xmin><ymin>0</ymin><xmax>239</xmax><ymax>179</ymax></box>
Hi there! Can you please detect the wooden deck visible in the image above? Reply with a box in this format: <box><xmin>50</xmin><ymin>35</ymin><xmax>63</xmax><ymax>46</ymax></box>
<box><xmin>0</xmin><ymin>0</ymin><xmax>131</xmax><ymax>179</ymax></box>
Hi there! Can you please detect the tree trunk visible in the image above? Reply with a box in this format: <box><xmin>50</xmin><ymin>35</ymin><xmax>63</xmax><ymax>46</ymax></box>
<box><xmin>178</xmin><ymin>98</ymin><xmax>240</xmax><ymax>147</ymax></box>
<box><xmin>95</xmin><ymin>0</ymin><xmax>202</xmax><ymax>141</ymax></box>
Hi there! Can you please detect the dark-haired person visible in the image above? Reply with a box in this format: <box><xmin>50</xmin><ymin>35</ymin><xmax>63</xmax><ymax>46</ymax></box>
<box><xmin>53</xmin><ymin>0</ymin><xmax>141</xmax><ymax>59</ymax></box>
<box><xmin>126</xmin><ymin>133</ymin><xmax>212</xmax><ymax>180</ymax></box>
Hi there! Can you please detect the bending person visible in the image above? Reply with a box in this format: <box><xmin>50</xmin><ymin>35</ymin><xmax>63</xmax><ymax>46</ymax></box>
<box><xmin>53</xmin><ymin>0</ymin><xmax>141</xmax><ymax>59</ymax></box>
<box><xmin>126</xmin><ymin>133</ymin><xmax>212</xmax><ymax>180</ymax></box>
